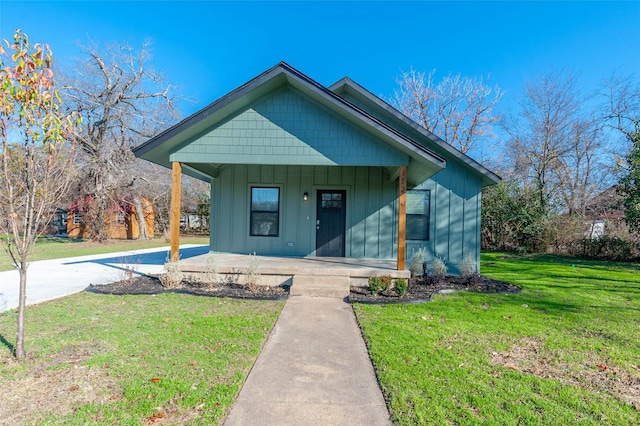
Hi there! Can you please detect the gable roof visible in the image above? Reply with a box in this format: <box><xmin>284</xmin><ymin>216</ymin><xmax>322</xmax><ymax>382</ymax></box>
<box><xmin>133</xmin><ymin>62</ymin><xmax>447</xmax><ymax>184</ymax></box>
<box><xmin>329</xmin><ymin>77</ymin><xmax>501</xmax><ymax>187</ymax></box>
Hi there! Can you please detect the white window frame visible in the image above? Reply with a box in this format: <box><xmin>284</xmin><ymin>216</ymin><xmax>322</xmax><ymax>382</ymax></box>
<box><xmin>73</xmin><ymin>212</ymin><xmax>83</xmax><ymax>225</ymax></box>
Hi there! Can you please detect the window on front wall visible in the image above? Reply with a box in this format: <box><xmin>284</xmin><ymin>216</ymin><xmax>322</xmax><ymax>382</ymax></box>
<box><xmin>73</xmin><ymin>212</ymin><xmax>83</xmax><ymax>225</ymax></box>
<box><xmin>406</xmin><ymin>189</ymin><xmax>430</xmax><ymax>240</ymax></box>
<box><xmin>116</xmin><ymin>212</ymin><xmax>125</xmax><ymax>226</ymax></box>
<box><xmin>250</xmin><ymin>187</ymin><xmax>279</xmax><ymax>237</ymax></box>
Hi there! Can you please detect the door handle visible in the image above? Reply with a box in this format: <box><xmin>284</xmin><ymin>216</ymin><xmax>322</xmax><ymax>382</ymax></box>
<box><xmin>316</xmin><ymin>219</ymin><xmax>320</xmax><ymax>230</ymax></box>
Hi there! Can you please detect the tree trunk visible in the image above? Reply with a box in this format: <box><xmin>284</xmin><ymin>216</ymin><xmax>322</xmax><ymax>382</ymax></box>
<box><xmin>134</xmin><ymin>196</ymin><xmax>149</xmax><ymax>240</ymax></box>
<box><xmin>15</xmin><ymin>262</ymin><xmax>27</xmax><ymax>359</ymax></box>
<box><xmin>86</xmin><ymin>196</ymin><xmax>109</xmax><ymax>242</ymax></box>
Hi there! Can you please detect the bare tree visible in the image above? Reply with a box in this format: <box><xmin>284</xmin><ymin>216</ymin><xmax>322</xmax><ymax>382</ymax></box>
<box><xmin>602</xmin><ymin>73</ymin><xmax>640</xmax><ymax>232</ymax></box>
<box><xmin>553</xmin><ymin>119</ymin><xmax>607</xmax><ymax>215</ymax></box>
<box><xmin>133</xmin><ymin>160</ymin><xmax>174</xmax><ymax>238</ymax></box>
<box><xmin>0</xmin><ymin>30</ymin><xmax>79</xmax><ymax>359</ymax></box>
<box><xmin>503</xmin><ymin>71</ymin><xmax>607</xmax><ymax>213</ymax></box>
<box><xmin>61</xmin><ymin>39</ymin><xmax>179</xmax><ymax>241</ymax></box>
<box><xmin>393</xmin><ymin>68</ymin><xmax>503</xmax><ymax>157</ymax></box>
<box><xmin>181</xmin><ymin>178</ymin><xmax>211</xmax><ymax>233</ymax></box>
<box><xmin>602</xmin><ymin>73</ymin><xmax>640</xmax><ymax>145</ymax></box>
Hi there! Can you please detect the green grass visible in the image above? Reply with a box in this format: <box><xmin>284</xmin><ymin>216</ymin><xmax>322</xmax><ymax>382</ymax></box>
<box><xmin>0</xmin><ymin>292</ymin><xmax>283</xmax><ymax>425</ymax></box>
<box><xmin>354</xmin><ymin>252</ymin><xmax>640</xmax><ymax>425</ymax></box>
<box><xmin>0</xmin><ymin>235</ymin><xmax>209</xmax><ymax>272</ymax></box>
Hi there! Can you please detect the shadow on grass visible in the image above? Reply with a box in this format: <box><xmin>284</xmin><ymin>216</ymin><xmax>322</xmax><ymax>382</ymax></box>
<box><xmin>37</xmin><ymin>235</ymin><xmax>86</xmax><ymax>244</ymax></box>
<box><xmin>474</xmin><ymin>287</ymin><xmax>640</xmax><ymax>318</ymax></box>
<box><xmin>0</xmin><ymin>333</ymin><xmax>15</xmax><ymax>356</ymax></box>
<box><xmin>484</xmin><ymin>253</ymin><xmax>640</xmax><ymax>274</ymax></box>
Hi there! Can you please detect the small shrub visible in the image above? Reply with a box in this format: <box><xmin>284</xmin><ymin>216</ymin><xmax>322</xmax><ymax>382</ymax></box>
<box><xmin>460</xmin><ymin>255</ymin><xmax>477</xmax><ymax>279</ymax></box>
<box><xmin>160</xmin><ymin>258</ymin><xmax>182</xmax><ymax>288</ymax></box>
<box><xmin>393</xmin><ymin>278</ymin><xmax>408</xmax><ymax>297</ymax></box>
<box><xmin>204</xmin><ymin>255</ymin><xmax>219</xmax><ymax>288</ymax></box>
<box><xmin>245</xmin><ymin>252</ymin><xmax>261</xmax><ymax>291</ymax></box>
<box><xmin>368</xmin><ymin>276</ymin><xmax>384</xmax><ymax>295</ymax></box>
<box><xmin>118</xmin><ymin>254</ymin><xmax>141</xmax><ymax>285</ymax></box>
<box><xmin>431</xmin><ymin>256</ymin><xmax>447</xmax><ymax>283</ymax></box>
<box><xmin>379</xmin><ymin>275</ymin><xmax>393</xmax><ymax>292</ymax></box>
<box><xmin>409</xmin><ymin>247</ymin><xmax>427</xmax><ymax>277</ymax></box>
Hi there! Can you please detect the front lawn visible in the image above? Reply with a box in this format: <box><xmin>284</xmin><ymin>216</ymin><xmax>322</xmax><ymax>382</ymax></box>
<box><xmin>354</xmin><ymin>252</ymin><xmax>640</xmax><ymax>425</ymax></box>
<box><xmin>0</xmin><ymin>292</ymin><xmax>283</xmax><ymax>424</ymax></box>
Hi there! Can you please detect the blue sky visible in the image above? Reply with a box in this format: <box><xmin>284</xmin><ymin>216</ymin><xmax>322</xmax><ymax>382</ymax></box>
<box><xmin>1</xmin><ymin>1</ymin><xmax>638</xmax><ymax>119</ymax></box>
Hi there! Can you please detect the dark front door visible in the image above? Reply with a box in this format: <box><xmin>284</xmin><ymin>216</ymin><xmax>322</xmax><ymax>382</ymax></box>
<box><xmin>316</xmin><ymin>190</ymin><xmax>346</xmax><ymax>257</ymax></box>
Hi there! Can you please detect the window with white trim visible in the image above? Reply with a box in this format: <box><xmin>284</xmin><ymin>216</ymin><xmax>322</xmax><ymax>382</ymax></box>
<box><xmin>73</xmin><ymin>212</ymin><xmax>83</xmax><ymax>225</ymax></box>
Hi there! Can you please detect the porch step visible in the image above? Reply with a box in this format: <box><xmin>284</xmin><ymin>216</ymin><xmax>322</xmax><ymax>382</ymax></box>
<box><xmin>290</xmin><ymin>275</ymin><xmax>350</xmax><ymax>298</ymax></box>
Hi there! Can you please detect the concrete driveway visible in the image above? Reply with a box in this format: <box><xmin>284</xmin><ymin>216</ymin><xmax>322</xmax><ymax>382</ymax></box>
<box><xmin>0</xmin><ymin>244</ymin><xmax>209</xmax><ymax>313</ymax></box>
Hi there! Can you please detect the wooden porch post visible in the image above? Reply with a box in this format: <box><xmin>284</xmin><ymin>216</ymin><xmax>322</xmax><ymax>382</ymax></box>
<box><xmin>170</xmin><ymin>161</ymin><xmax>182</xmax><ymax>262</ymax></box>
<box><xmin>397</xmin><ymin>165</ymin><xmax>407</xmax><ymax>270</ymax></box>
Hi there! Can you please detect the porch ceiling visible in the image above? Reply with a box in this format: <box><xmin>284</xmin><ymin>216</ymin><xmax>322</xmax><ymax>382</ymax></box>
<box><xmin>180</xmin><ymin>162</ymin><xmax>436</xmax><ymax>188</ymax></box>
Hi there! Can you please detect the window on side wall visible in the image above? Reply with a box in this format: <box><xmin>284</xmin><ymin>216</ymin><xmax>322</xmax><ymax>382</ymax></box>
<box><xmin>73</xmin><ymin>212</ymin><xmax>83</xmax><ymax>225</ymax></box>
<box><xmin>250</xmin><ymin>187</ymin><xmax>279</xmax><ymax>237</ymax></box>
<box><xmin>406</xmin><ymin>189</ymin><xmax>430</xmax><ymax>241</ymax></box>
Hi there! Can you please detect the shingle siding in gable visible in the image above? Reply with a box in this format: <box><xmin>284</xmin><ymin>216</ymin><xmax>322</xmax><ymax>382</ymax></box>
<box><xmin>171</xmin><ymin>88</ymin><xmax>409</xmax><ymax>167</ymax></box>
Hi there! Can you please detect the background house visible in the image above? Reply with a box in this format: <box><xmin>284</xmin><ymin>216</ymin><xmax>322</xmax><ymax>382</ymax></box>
<box><xmin>67</xmin><ymin>197</ymin><xmax>155</xmax><ymax>240</ymax></box>
<box><xmin>583</xmin><ymin>187</ymin><xmax>626</xmax><ymax>238</ymax></box>
<box><xmin>134</xmin><ymin>63</ymin><xmax>500</xmax><ymax>273</ymax></box>
<box><xmin>49</xmin><ymin>208</ymin><xmax>68</xmax><ymax>235</ymax></box>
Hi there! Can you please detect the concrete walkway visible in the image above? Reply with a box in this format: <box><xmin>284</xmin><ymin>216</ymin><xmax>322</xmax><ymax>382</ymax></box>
<box><xmin>224</xmin><ymin>296</ymin><xmax>391</xmax><ymax>425</ymax></box>
<box><xmin>1</xmin><ymin>246</ymin><xmax>392</xmax><ymax>424</ymax></box>
<box><xmin>0</xmin><ymin>244</ymin><xmax>209</xmax><ymax>313</ymax></box>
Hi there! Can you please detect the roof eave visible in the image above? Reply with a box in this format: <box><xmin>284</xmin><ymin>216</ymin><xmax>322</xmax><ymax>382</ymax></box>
<box><xmin>278</xmin><ymin>65</ymin><xmax>445</xmax><ymax>172</ymax></box>
<box><xmin>134</xmin><ymin>62</ymin><xmax>447</xmax><ymax>180</ymax></box>
<box><xmin>329</xmin><ymin>77</ymin><xmax>501</xmax><ymax>187</ymax></box>
<box><xmin>133</xmin><ymin>63</ymin><xmax>289</xmax><ymax>159</ymax></box>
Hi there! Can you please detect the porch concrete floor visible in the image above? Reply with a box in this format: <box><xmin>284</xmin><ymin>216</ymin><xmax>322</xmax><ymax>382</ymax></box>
<box><xmin>177</xmin><ymin>252</ymin><xmax>410</xmax><ymax>279</ymax></box>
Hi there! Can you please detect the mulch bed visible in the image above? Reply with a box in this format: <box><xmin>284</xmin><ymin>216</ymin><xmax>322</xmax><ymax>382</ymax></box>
<box><xmin>86</xmin><ymin>275</ymin><xmax>290</xmax><ymax>300</ymax></box>
<box><xmin>348</xmin><ymin>275</ymin><xmax>521</xmax><ymax>304</ymax></box>
<box><xmin>87</xmin><ymin>274</ymin><xmax>519</xmax><ymax>304</ymax></box>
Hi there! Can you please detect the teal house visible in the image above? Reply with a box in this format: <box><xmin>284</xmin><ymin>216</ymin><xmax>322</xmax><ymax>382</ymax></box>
<box><xmin>134</xmin><ymin>63</ymin><xmax>499</xmax><ymax>274</ymax></box>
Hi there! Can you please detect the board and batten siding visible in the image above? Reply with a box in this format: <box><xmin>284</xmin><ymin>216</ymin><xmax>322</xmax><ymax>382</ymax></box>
<box><xmin>211</xmin><ymin>164</ymin><xmax>397</xmax><ymax>258</ymax></box>
<box><xmin>211</xmin><ymin>161</ymin><xmax>480</xmax><ymax>275</ymax></box>
<box><xmin>406</xmin><ymin>161</ymin><xmax>482</xmax><ymax>275</ymax></box>
<box><xmin>337</xmin><ymin>88</ymin><xmax>483</xmax><ymax>274</ymax></box>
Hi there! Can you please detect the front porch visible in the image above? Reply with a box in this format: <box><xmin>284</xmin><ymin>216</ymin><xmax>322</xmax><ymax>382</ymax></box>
<box><xmin>179</xmin><ymin>252</ymin><xmax>411</xmax><ymax>296</ymax></box>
